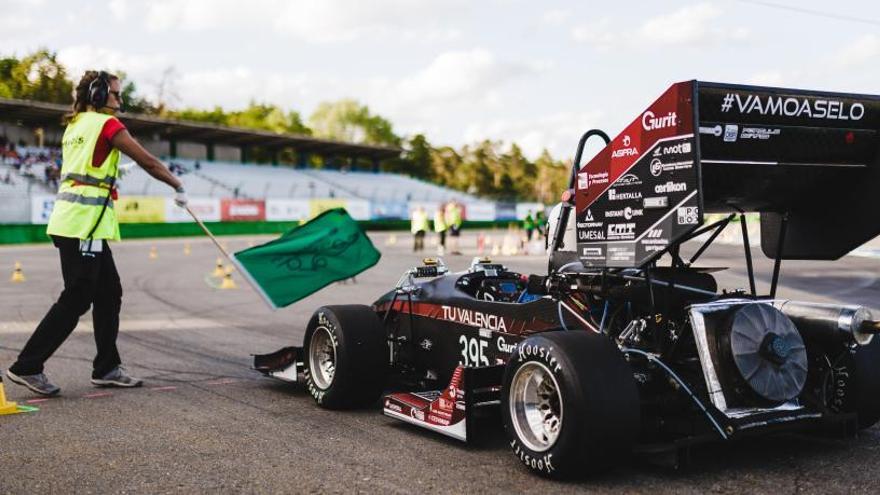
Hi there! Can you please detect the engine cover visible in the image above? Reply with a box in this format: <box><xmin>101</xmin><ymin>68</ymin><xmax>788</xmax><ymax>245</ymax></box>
<box><xmin>721</xmin><ymin>304</ymin><xmax>808</xmax><ymax>404</ymax></box>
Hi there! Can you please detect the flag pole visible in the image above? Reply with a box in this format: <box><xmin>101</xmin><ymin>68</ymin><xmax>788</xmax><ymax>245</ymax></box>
<box><xmin>184</xmin><ymin>205</ymin><xmax>278</xmax><ymax>310</ymax></box>
<box><xmin>186</xmin><ymin>205</ymin><xmax>233</xmax><ymax>261</ymax></box>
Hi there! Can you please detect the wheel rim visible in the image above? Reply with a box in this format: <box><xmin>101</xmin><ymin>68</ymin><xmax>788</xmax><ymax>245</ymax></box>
<box><xmin>509</xmin><ymin>361</ymin><xmax>563</xmax><ymax>452</ymax></box>
<box><xmin>309</xmin><ymin>326</ymin><xmax>336</xmax><ymax>389</ymax></box>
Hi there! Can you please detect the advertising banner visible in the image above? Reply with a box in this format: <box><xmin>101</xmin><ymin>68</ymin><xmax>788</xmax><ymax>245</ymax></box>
<box><xmin>117</xmin><ymin>196</ymin><xmax>167</xmax><ymax>223</ymax></box>
<box><xmin>371</xmin><ymin>201</ymin><xmax>409</xmax><ymax>220</ymax></box>
<box><xmin>515</xmin><ymin>202</ymin><xmax>545</xmax><ymax>220</ymax></box>
<box><xmin>30</xmin><ymin>194</ymin><xmax>56</xmax><ymax>224</ymax></box>
<box><xmin>344</xmin><ymin>199</ymin><xmax>371</xmax><ymax>220</ymax></box>
<box><xmin>495</xmin><ymin>202</ymin><xmax>517</xmax><ymax>221</ymax></box>
<box><xmin>165</xmin><ymin>197</ymin><xmax>221</xmax><ymax>223</ymax></box>
<box><xmin>309</xmin><ymin>198</ymin><xmax>347</xmax><ymax>219</ymax></box>
<box><xmin>221</xmin><ymin>199</ymin><xmax>266</xmax><ymax>221</ymax></box>
<box><xmin>464</xmin><ymin>202</ymin><xmax>496</xmax><ymax>221</ymax></box>
<box><xmin>265</xmin><ymin>199</ymin><xmax>310</xmax><ymax>221</ymax></box>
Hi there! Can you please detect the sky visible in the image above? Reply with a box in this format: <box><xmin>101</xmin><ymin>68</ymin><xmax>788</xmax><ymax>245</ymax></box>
<box><xmin>2</xmin><ymin>0</ymin><xmax>879</xmax><ymax>160</ymax></box>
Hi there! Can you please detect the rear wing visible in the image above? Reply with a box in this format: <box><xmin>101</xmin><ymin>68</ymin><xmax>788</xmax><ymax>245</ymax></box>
<box><xmin>575</xmin><ymin>80</ymin><xmax>880</xmax><ymax>268</ymax></box>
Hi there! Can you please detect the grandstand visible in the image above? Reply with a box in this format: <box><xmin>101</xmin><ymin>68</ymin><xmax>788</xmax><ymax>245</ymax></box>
<box><xmin>0</xmin><ymin>97</ymin><xmax>534</xmax><ymax>226</ymax></box>
<box><xmin>120</xmin><ymin>159</ymin><xmax>478</xmax><ymax>203</ymax></box>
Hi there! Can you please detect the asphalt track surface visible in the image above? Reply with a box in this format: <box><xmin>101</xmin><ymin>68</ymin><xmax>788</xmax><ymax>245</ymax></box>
<box><xmin>1</xmin><ymin>231</ymin><xmax>879</xmax><ymax>493</ymax></box>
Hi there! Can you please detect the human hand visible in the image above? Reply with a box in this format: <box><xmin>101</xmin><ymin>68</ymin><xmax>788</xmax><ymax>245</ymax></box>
<box><xmin>174</xmin><ymin>187</ymin><xmax>188</xmax><ymax>208</ymax></box>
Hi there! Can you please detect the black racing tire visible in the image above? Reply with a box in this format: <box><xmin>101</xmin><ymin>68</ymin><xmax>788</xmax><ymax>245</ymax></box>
<box><xmin>302</xmin><ymin>305</ymin><xmax>387</xmax><ymax>409</ymax></box>
<box><xmin>826</xmin><ymin>338</ymin><xmax>880</xmax><ymax>430</ymax></box>
<box><xmin>501</xmin><ymin>331</ymin><xmax>640</xmax><ymax>478</ymax></box>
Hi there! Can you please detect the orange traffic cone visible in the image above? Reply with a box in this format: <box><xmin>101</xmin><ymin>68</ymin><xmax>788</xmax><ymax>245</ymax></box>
<box><xmin>212</xmin><ymin>258</ymin><xmax>225</xmax><ymax>277</ymax></box>
<box><xmin>219</xmin><ymin>268</ymin><xmax>237</xmax><ymax>289</ymax></box>
<box><xmin>0</xmin><ymin>375</ymin><xmax>22</xmax><ymax>415</ymax></box>
<box><xmin>149</xmin><ymin>246</ymin><xmax>158</xmax><ymax>260</ymax></box>
<box><xmin>10</xmin><ymin>262</ymin><xmax>25</xmax><ymax>283</ymax></box>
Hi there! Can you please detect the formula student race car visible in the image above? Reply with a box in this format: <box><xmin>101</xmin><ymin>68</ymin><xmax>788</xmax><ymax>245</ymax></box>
<box><xmin>254</xmin><ymin>81</ymin><xmax>880</xmax><ymax>478</ymax></box>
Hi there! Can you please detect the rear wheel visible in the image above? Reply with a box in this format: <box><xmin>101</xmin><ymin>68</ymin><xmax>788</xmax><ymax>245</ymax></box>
<box><xmin>821</xmin><ymin>338</ymin><xmax>880</xmax><ymax>430</ymax></box>
<box><xmin>303</xmin><ymin>305</ymin><xmax>387</xmax><ymax>409</ymax></box>
<box><xmin>501</xmin><ymin>331</ymin><xmax>640</xmax><ymax>478</ymax></box>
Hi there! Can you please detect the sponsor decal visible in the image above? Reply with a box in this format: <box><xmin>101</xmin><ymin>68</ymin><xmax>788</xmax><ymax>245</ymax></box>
<box><xmin>611</xmin><ymin>134</ymin><xmax>639</xmax><ymax>158</ymax></box>
<box><xmin>650</xmin><ymin>158</ymin><xmax>692</xmax><ymax>177</ymax></box>
<box><xmin>511</xmin><ymin>440</ymin><xmax>555</xmax><ymax>474</ymax></box>
<box><xmin>615</xmin><ymin>173</ymin><xmax>642</xmax><ymax>187</ymax></box>
<box><xmin>642</xmin><ymin>110</ymin><xmax>678</xmax><ymax>131</ymax></box>
<box><xmin>577</xmin><ymin>172</ymin><xmax>589</xmax><ymax>190</ymax></box>
<box><xmin>608</xmin><ymin>223</ymin><xmax>636</xmax><ymax>239</ymax></box>
<box><xmin>741</xmin><ymin>127</ymin><xmax>781</xmax><ymax>140</ymax></box>
<box><xmin>654</xmin><ymin>181</ymin><xmax>687</xmax><ymax>194</ymax></box>
<box><xmin>585</xmin><ymin>209</ymin><xmax>594</xmax><ymax>221</ymax></box>
<box><xmin>497</xmin><ymin>336</ymin><xmax>518</xmax><ymax>354</ymax></box>
<box><xmin>386</xmin><ymin>401</ymin><xmax>403</xmax><ymax>413</ymax></box>
<box><xmin>643</xmin><ymin>228</ymin><xmax>668</xmax><ymax>251</ymax></box>
<box><xmin>579</xmin><ymin>230</ymin><xmax>605</xmax><ymax>241</ymax></box>
<box><xmin>677</xmin><ymin>206</ymin><xmax>699</xmax><ymax>225</ymax></box>
<box><xmin>411</xmin><ymin>408</ymin><xmax>425</xmax><ymax>421</ymax></box>
<box><xmin>517</xmin><ymin>344</ymin><xmax>562</xmax><ymax>373</ymax></box>
<box><xmin>608</xmin><ymin>188</ymin><xmax>642</xmax><ymax>201</ymax></box>
<box><xmin>442</xmin><ymin>306</ymin><xmax>507</xmax><ymax>332</ymax></box>
<box><xmin>608</xmin><ymin>245</ymin><xmax>636</xmax><ymax>262</ymax></box>
<box><xmin>643</xmin><ymin>196</ymin><xmax>668</xmax><ymax>209</ymax></box>
<box><xmin>653</xmin><ymin>141</ymin><xmax>692</xmax><ymax>157</ymax></box>
<box><xmin>419</xmin><ymin>339</ymin><xmax>433</xmax><ymax>351</ymax></box>
<box><xmin>699</xmin><ymin>125</ymin><xmax>723</xmax><ymax>137</ymax></box>
<box><xmin>587</xmin><ymin>171</ymin><xmax>608</xmax><ymax>189</ymax></box>
<box><xmin>605</xmin><ymin>207</ymin><xmax>644</xmax><ymax>219</ymax></box>
<box><xmin>427</xmin><ymin>414</ymin><xmax>451</xmax><ymax>426</ymax></box>
<box><xmin>723</xmin><ymin>124</ymin><xmax>738</xmax><ymax>142</ymax></box>
<box><xmin>650</xmin><ymin>158</ymin><xmax>664</xmax><ymax>177</ymax></box>
<box><xmin>720</xmin><ymin>93</ymin><xmax>866</xmax><ymax>121</ymax></box>
<box><xmin>582</xmin><ymin>246</ymin><xmax>603</xmax><ymax>257</ymax></box>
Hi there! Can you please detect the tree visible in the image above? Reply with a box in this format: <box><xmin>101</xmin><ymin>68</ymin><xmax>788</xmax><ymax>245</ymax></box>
<box><xmin>1</xmin><ymin>49</ymin><xmax>73</xmax><ymax>104</ymax></box>
<box><xmin>309</xmin><ymin>99</ymin><xmax>400</xmax><ymax>146</ymax></box>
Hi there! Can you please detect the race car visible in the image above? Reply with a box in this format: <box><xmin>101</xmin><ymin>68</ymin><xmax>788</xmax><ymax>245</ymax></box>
<box><xmin>254</xmin><ymin>80</ymin><xmax>880</xmax><ymax>478</ymax></box>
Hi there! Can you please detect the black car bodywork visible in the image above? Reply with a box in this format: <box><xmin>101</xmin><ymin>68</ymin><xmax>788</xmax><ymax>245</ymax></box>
<box><xmin>255</xmin><ymin>81</ymin><xmax>880</xmax><ymax>478</ymax></box>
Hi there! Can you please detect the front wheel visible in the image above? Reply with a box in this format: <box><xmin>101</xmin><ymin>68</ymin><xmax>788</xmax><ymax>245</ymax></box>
<box><xmin>502</xmin><ymin>331</ymin><xmax>640</xmax><ymax>478</ymax></box>
<box><xmin>303</xmin><ymin>305</ymin><xmax>387</xmax><ymax>409</ymax></box>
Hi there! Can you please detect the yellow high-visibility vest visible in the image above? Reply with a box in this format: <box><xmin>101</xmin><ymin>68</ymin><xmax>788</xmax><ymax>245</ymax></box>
<box><xmin>411</xmin><ymin>209</ymin><xmax>430</xmax><ymax>233</ymax></box>
<box><xmin>433</xmin><ymin>210</ymin><xmax>447</xmax><ymax>232</ymax></box>
<box><xmin>445</xmin><ymin>202</ymin><xmax>462</xmax><ymax>227</ymax></box>
<box><xmin>46</xmin><ymin>112</ymin><xmax>121</xmax><ymax>240</ymax></box>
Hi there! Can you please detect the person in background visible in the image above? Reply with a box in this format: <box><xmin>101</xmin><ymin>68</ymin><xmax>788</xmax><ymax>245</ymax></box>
<box><xmin>410</xmin><ymin>205</ymin><xmax>429</xmax><ymax>252</ymax></box>
<box><xmin>434</xmin><ymin>203</ymin><xmax>448</xmax><ymax>256</ymax></box>
<box><xmin>523</xmin><ymin>210</ymin><xmax>536</xmax><ymax>241</ymax></box>
<box><xmin>535</xmin><ymin>209</ymin><xmax>547</xmax><ymax>242</ymax></box>
<box><xmin>4</xmin><ymin>70</ymin><xmax>188</xmax><ymax>397</ymax></box>
<box><xmin>444</xmin><ymin>200</ymin><xmax>463</xmax><ymax>255</ymax></box>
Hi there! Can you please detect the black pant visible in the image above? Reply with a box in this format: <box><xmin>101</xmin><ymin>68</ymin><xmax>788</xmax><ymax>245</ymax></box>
<box><xmin>10</xmin><ymin>236</ymin><xmax>123</xmax><ymax>378</ymax></box>
<box><xmin>413</xmin><ymin>230</ymin><xmax>425</xmax><ymax>251</ymax></box>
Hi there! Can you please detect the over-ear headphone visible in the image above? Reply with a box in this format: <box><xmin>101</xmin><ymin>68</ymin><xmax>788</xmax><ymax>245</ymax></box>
<box><xmin>88</xmin><ymin>71</ymin><xmax>111</xmax><ymax>109</ymax></box>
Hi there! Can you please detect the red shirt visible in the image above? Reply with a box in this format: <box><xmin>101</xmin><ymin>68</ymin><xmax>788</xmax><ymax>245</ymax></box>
<box><xmin>92</xmin><ymin>117</ymin><xmax>126</xmax><ymax>167</ymax></box>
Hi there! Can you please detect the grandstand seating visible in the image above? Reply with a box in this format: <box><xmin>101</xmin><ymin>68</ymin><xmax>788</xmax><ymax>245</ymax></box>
<box><xmin>119</xmin><ymin>158</ymin><xmax>477</xmax><ymax>203</ymax></box>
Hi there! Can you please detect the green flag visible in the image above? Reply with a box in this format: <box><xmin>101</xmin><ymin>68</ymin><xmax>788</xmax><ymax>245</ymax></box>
<box><xmin>232</xmin><ymin>208</ymin><xmax>381</xmax><ymax>309</ymax></box>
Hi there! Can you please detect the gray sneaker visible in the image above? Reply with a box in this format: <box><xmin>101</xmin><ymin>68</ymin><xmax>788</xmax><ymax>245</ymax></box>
<box><xmin>91</xmin><ymin>366</ymin><xmax>143</xmax><ymax>388</ymax></box>
<box><xmin>5</xmin><ymin>369</ymin><xmax>61</xmax><ymax>397</ymax></box>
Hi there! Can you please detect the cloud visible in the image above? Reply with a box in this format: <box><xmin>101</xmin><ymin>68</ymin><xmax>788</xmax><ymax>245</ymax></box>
<box><xmin>143</xmin><ymin>0</ymin><xmax>466</xmax><ymax>43</ymax></box>
<box><xmin>837</xmin><ymin>34</ymin><xmax>880</xmax><ymax>68</ymax></box>
<box><xmin>572</xmin><ymin>2</ymin><xmax>749</xmax><ymax>49</ymax></box>
<box><xmin>57</xmin><ymin>45</ymin><xmax>170</xmax><ymax>83</ymax></box>
<box><xmin>542</xmin><ymin>9</ymin><xmax>570</xmax><ymax>26</ymax></box>
<box><xmin>108</xmin><ymin>0</ymin><xmax>129</xmax><ymax>21</ymax></box>
<box><xmin>747</xmin><ymin>71</ymin><xmax>785</xmax><ymax>86</ymax></box>
<box><xmin>392</xmin><ymin>49</ymin><xmax>531</xmax><ymax>107</ymax></box>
